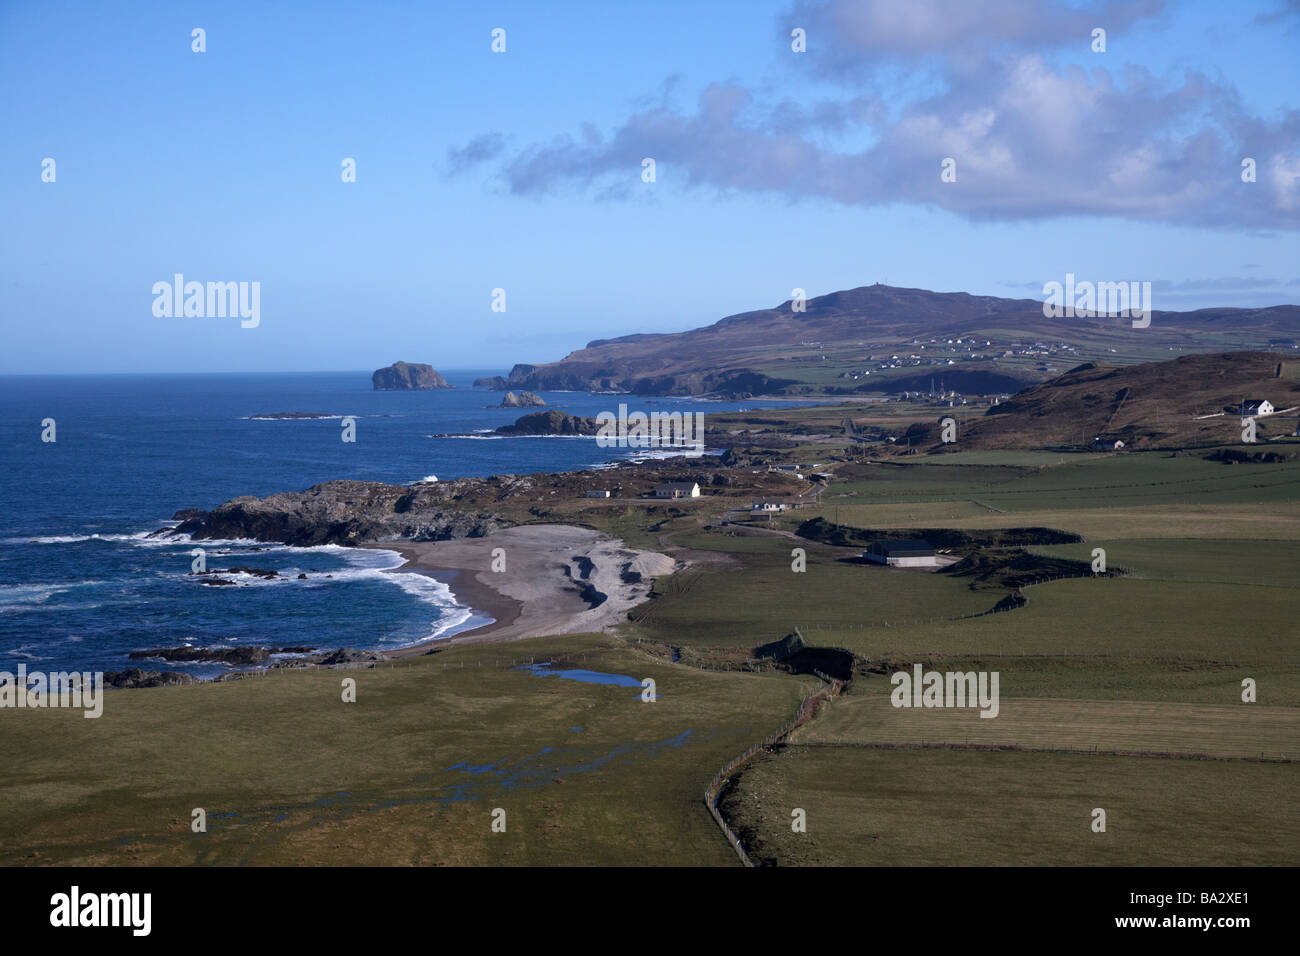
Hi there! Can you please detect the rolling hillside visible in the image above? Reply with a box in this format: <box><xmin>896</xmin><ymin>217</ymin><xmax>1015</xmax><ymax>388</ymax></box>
<box><xmin>900</xmin><ymin>351</ymin><xmax>1300</xmax><ymax>451</ymax></box>
<box><xmin>494</xmin><ymin>285</ymin><xmax>1300</xmax><ymax>397</ymax></box>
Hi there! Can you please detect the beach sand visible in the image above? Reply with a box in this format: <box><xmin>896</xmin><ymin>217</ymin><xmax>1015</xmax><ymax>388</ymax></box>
<box><xmin>367</xmin><ymin>524</ymin><xmax>678</xmax><ymax>654</ymax></box>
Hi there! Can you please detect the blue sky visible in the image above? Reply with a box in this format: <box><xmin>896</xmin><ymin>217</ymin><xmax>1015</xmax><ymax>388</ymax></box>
<box><xmin>1</xmin><ymin>0</ymin><xmax>1298</xmax><ymax>374</ymax></box>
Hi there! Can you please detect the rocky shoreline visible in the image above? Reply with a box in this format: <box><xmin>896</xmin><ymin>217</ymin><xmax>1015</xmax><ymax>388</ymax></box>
<box><xmin>123</xmin><ymin>643</ymin><xmax>387</xmax><ymax>678</ymax></box>
<box><xmin>126</xmin><ymin>420</ymin><xmax>798</xmax><ymax>686</ymax></box>
<box><xmin>162</xmin><ymin>479</ymin><xmax>510</xmax><ymax>547</ymax></box>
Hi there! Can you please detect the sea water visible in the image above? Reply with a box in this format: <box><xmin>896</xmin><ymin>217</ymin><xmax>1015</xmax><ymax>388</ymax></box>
<box><xmin>0</xmin><ymin>370</ymin><xmax>796</xmax><ymax>676</ymax></box>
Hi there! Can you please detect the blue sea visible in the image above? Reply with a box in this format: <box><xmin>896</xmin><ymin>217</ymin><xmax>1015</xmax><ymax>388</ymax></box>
<box><xmin>0</xmin><ymin>371</ymin><xmax>797</xmax><ymax>677</ymax></box>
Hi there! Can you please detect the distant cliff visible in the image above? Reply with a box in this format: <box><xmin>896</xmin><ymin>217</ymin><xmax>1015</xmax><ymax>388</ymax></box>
<box><xmin>372</xmin><ymin>362</ymin><xmax>451</xmax><ymax>390</ymax></box>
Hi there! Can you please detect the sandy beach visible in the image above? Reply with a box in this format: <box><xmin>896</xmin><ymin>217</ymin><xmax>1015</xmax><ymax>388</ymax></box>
<box><xmin>367</xmin><ymin>524</ymin><xmax>679</xmax><ymax>654</ymax></box>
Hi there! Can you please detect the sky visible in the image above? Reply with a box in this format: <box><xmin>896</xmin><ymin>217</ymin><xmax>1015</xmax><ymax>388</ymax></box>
<box><xmin>1</xmin><ymin>0</ymin><xmax>1298</xmax><ymax>374</ymax></box>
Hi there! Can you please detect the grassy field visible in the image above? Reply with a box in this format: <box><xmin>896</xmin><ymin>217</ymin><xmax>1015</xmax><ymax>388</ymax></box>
<box><xmin>801</xmin><ymin>577</ymin><xmax>1294</xmax><ymax>660</ymax></box>
<box><xmin>816</xmin><ymin>452</ymin><xmax>1300</xmax><ymax>509</ymax></box>
<box><xmin>623</xmin><ymin>530</ymin><xmax>995</xmax><ymax>649</ymax></box>
<box><xmin>720</xmin><ymin>747</ymin><xmax>1298</xmax><ymax>866</ymax></box>
<box><xmin>795</xmin><ymin>688</ymin><xmax>1298</xmax><ymax>759</ymax></box>
<box><xmin>1028</xmin><ymin>538</ymin><xmax>1299</xmax><ymax>587</ymax></box>
<box><xmin>0</xmin><ymin>634</ymin><xmax>810</xmax><ymax>866</ymax></box>
<box><xmin>704</xmin><ymin>443</ymin><xmax>1299</xmax><ymax>865</ymax></box>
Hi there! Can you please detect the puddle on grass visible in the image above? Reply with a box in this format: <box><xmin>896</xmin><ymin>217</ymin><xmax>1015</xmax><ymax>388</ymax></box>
<box><xmin>515</xmin><ymin>662</ymin><xmax>642</xmax><ymax>687</ymax></box>
<box><xmin>181</xmin><ymin>728</ymin><xmax>753</xmax><ymax>866</ymax></box>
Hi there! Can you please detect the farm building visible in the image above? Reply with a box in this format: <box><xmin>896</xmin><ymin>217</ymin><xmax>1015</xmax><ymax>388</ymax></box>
<box><xmin>654</xmin><ymin>481</ymin><xmax>700</xmax><ymax>499</ymax></box>
<box><xmin>1240</xmin><ymin>400</ymin><xmax>1274</xmax><ymax>416</ymax></box>
<box><xmin>862</xmin><ymin>539</ymin><xmax>938</xmax><ymax>567</ymax></box>
<box><xmin>1092</xmin><ymin>436</ymin><xmax>1125</xmax><ymax>450</ymax></box>
<box><xmin>585</xmin><ymin>490</ymin><xmax>611</xmax><ymax>498</ymax></box>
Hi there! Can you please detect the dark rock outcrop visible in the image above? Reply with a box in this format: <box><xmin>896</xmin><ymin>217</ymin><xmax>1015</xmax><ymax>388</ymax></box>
<box><xmin>494</xmin><ymin>391</ymin><xmax>547</xmax><ymax>408</ymax></box>
<box><xmin>172</xmin><ymin>479</ymin><xmax>510</xmax><ymax>546</ymax></box>
<box><xmin>103</xmin><ymin>669</ymin><xmax>200</xmax><ymax>689</ymax></box>
<box><xmin>372</xmin><ymin>362</ymin><xmax>451</xmax><ymax>390</ymax></box>
<box><xmin>500</xmin><ymin>363</ymin><xmax>794</xmax><ymax>398</ymax></box>
<box><xmin>318</xmin><ymin>647</ymin><xmax>380</xmax><ymax>665</ymax></box>
<box><xmin>1205</xmin><ymin>447</ymin><xmax>1294</xmax><ymax>464</ymax></box>
<box><xmin>130</xmin><ymin>646</ymin><xmax>272</xmax><ymax>665</ymax></box>
<box><xmin>754</xmin><ymin>629</ymin><xmax>805</xmax><ymax>661</ymax></box>
<box><xmin>796</xmin><ymin>516</ymin><xmax>1081</xmax><ymax>552</ymax></box>
<box><xmin>473</xmin><ymin>375</ymin><xmax>510</xmax><ymax>389</ymax></box>
<box><xmin>494</xmin><ymin>410</ymin><xmax>601</xmax><ymax>436</ymax></box>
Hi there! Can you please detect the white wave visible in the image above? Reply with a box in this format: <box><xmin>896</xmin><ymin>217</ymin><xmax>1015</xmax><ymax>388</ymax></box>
<box><xmin>244</xmin><ymin>414</ymin><xmax>352</xmax><ymax>421</ymax></box>
<box><xmin>3</xmin><ymin>529</ymin><xmax>180</xmax><ymax>547</ymax></box>
<box><xmin>361</xmin><ymin>549</ymin><xmax>484</xmax><ymax>643</ymax></box>
<box><xmin>182</xmin><ymin>544</ymin><xmax>474</xmax><ymax>644</ymax></box>
<box><xmin>625</xmin><ymin>447</ymin><xmax>724</xmax><ymax>462</ymax></box>
<box><xmin>0</xmin><ymin>581</ymin><xmax>107</xmax><ymax>606</ymax></box>
<box><xmin>0</xmin><ymin>584</ymin><xmax>58</xmax><ymax>605</ymax></box>
<box><xmin>426</xmin><ymin>433</ymin><xmax>600</xmax><ymax>441</ymax></box>
<box><xmin>0</xmin><ymin>603</ymin><xmax>106</xmax><ymax>616</ymax></box>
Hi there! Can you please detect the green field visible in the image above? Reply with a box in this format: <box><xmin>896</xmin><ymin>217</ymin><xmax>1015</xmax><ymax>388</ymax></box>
<box><xmin>817</xmin><ymin>451</ymin><xmax>1300</xmax><ymax>511</ymax></box>
<box><xmin>796</xmin><ymin>689</ymin><xmax>1298</xmax><ymax>759</ymax></box>
<box><xmin>707</xmin><ymin>444</ymin><xmax>1299</xmax><ymax>865</ymax></box>
<box><xmin>0</xmin><ymin>635</ymin><xmax>810</xmax><ymax>866</ymax></box>
<box><xmin>720</xmin><ymin>747</ymin><xmax>1297</xmax><ymax>866</ymax></box>
<box><xmin>623</xmin><ymin>530</ymin><xmax>996</xmax><ymax>649</ymax></box>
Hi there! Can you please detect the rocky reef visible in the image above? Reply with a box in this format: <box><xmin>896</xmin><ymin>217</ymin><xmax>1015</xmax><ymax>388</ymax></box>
<box><xmin>168</xmin><ymin>479</ymin><xmax>510</xmax><ymax>546</ymax></box>
<box><xmin>493</xmin><ymin>410</ymin><xmax>601</xmax><ymax>436</ymax></box>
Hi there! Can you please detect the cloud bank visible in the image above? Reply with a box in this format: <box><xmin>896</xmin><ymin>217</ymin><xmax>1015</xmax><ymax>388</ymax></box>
<box><xmin>452</xmin><ymin>0</ymin><xmax>1300</xmax><ymax>230</ymax></box>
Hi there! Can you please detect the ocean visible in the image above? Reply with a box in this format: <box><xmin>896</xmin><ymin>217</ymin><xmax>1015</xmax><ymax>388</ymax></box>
<box><xmin>0</xmin><ymin>370</ymin><xmax>797</xmax><ymax>677</ymax></box>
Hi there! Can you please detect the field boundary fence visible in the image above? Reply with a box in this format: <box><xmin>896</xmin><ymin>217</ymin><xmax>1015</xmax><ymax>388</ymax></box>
<box><xmin>702</xmin><ymin>675</ymin><xmax>843</xmax><ymax>866</ymax></box>
<box><xmin>794</xmin><ymin>739</ymin><xmax>1295</xmax><ymax>763</ymax></box>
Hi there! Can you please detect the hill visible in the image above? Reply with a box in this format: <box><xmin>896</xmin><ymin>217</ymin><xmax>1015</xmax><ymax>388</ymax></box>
<box><xmin>496</xmin><ymin>285</ymin><xmax>1300</xmax><ymax>397</ymax></box>
<box><xmin>898</xmin><ymin>351</ymin><xmax>1300</xmax><ymax>452</ymax></box>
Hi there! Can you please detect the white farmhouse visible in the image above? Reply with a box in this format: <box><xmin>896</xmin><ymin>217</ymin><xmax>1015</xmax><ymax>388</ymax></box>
<box><xmin>654</xmin><ymin>481</ymin><xmax>700</xmax><ymax>499</ymax></box>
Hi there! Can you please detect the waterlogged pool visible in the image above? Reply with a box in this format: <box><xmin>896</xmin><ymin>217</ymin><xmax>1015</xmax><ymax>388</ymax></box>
<box><xmin>515</xmin><ymin>662</ymin><xmax>643</xmax><ymax>687</ymax></box>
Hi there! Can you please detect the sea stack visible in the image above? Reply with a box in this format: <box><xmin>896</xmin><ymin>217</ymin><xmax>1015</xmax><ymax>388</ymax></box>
<box><xmin>496</xmin><ymin>391</ymin><xmax>547</xmax><ymax>408</ymax></box>
<box><xmin>372</xmin><ymin>362</ymin><xmax>452</xmax><ymax>390</ymax></box>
